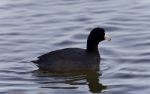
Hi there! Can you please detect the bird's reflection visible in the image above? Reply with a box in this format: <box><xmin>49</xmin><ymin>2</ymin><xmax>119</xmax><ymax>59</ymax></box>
<box><xmin>86</xmin><ymin>71</ymin><xmax>106</xmax><ymax>93</ymax></box>
<box><xmin>33</xmin><ymin>69</ymin><xmax>106</xmax><ymax>93</ymax></box>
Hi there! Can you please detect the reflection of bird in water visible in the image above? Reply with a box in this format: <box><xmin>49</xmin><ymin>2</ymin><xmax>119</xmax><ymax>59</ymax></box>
<box><xmin>33</xmin><ymin>70</ymin><xmax>107</xmax><ymax>93</ymax></box>
<box><xmin>32</xmin><ymin>27</ymin><xmax>111</xmax><ymax>73</ymax></box>
<box><xmin>86</xmin><ymin>71</ymin><xmax>106</xmax><ymax>93</ymax></box>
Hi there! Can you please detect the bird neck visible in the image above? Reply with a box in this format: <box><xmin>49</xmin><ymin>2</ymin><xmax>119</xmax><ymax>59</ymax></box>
<box><xmin>86</xmin><ymin>42</ymin><xmax>99</xmax><ymax>53</ymax></box>
<box><xmin>86</xmin><ymin>34</ymin><xmax>101</xmax><ymax>53</ymax></box>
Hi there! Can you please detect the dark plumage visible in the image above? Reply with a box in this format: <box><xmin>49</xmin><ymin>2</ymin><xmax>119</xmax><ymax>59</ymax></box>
<box><xmin>32</xmin><ymin>27</ymin><xmax>111</xmax><ymax>73</ymax></box>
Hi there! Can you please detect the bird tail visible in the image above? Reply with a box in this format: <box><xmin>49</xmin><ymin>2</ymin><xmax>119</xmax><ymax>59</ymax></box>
<box><xmin>32</xmin><ymin>60</ymin><xmax>38</xmax><ymax>63</ymax></box>
<box><xmin>31</xmin><ymin>60</ymin><xmax>40</xmax><ymax>67</ymax></box>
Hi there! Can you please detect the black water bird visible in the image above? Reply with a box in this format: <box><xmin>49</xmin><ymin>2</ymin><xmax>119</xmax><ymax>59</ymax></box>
<box><xmin>32</xmin><ymin>27</ymin><xmax>111</xmax><ymax>73</ymax></box>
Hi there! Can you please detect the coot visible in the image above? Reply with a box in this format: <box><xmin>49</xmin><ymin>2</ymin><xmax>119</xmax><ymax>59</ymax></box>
<box><xmin>32</xmin><ymin>27</ymin><xmax>111</xmax><ymax>73</ymax></box>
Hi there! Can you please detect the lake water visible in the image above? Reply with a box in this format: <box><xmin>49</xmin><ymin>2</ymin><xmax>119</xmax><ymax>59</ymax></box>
<box><xmin>1</xmin><ymin>0</ymin><xmax>150</xmax><ymax>94</ymax></box>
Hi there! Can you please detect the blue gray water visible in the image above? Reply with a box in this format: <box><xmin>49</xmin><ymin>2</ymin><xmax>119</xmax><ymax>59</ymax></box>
<box><xmin>1</xmin><ymin>0</ymin><xmax>150</xmax><ymax>94</ymax></box>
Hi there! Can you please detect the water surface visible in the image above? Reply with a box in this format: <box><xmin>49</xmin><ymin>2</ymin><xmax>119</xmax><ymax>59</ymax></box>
<box><xmin>0</xmin><ymin>0</ymin><xmax>150</xmax><ymax>94</ymax></box>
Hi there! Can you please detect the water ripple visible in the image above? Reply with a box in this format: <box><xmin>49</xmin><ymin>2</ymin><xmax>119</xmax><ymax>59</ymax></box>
<box><xmin>1</xmin><ymin>0</ymin><xmax>150</xmax><ymax>94</ymax></box>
